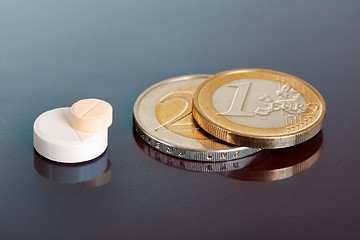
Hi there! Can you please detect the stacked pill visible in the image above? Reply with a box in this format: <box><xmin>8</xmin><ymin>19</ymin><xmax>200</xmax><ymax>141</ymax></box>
<box><xmin>133</xmin><ymin>69</ymin><xmax>326</xmax><ymax>175</ymax></box>
<box><xmin>33</xmin><ymin>98</ymin><xmax>112</xmax><ymax>163</ymax></box>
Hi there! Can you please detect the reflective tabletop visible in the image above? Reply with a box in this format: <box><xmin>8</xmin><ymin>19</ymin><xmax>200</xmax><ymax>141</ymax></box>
<box><xmin>1</xmin><ymin>1</ymin><xmax>359</xmax><ymax>239</ymax></box>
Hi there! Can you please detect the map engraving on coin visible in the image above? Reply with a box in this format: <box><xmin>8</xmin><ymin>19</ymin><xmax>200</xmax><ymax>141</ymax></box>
<box><xmin>193</xmin><ymin>69</ymin><xmax>326</xmax><ymax>148</ymax></box>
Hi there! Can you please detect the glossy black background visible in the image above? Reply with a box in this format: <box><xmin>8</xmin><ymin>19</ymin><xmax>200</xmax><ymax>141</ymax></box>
<box><xmin>1</xmin><ymin>1</ymin><xmax>359</xmax><ymax>239</ymax></box>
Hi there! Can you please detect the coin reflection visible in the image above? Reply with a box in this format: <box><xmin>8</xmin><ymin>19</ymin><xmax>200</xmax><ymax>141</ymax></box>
<box><xmin>34</xmin><ymin>150</ymin><xmax>111</xmax><ymax>186</ymax></box>
<box><xmin>134</xmin><ymin>131</ymin><xmax>256</xmax><ymax>172</ymax></box>
<box><xmin>220</xmin><ymin>132</ymin><xmax>323</xmax><ymax>181</ymax></box>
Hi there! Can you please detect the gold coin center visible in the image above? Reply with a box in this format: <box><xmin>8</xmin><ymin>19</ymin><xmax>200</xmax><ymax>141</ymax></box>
<box><xmin>155</xmin><ymin>88</ymin><xmax>208</xmax><ymax>140</ymax></box>
<box><xmin>212</xmin><ymin>79</ymin><xmax>307</xmax><ymax>128</ymax></box>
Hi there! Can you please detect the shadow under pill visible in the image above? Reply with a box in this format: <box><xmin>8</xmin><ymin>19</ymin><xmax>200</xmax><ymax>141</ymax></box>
<box><xmin>34</xmin><ymin>149</ymin><xmax>112</xmax><ymax>186</ymax></box>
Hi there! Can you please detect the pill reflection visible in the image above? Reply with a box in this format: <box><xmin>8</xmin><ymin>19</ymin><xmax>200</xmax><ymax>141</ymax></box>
<box><xmin>134</xmin><ymin>131</ymin><xmax>256</xmax><ymax>173</ymax></box>
<box><xmin>34</xmin><ymin>150</ymin><xmax>111</xmax><ymax>186</ymax></box>
<box><xmin>220</xmin><ymin>131</ymin><xmax>323</xmax><ymax>181</ymax></box>
<box><xmin>80</xmin><ymin>160</ymin><xmax>112</xmax><ymax>187</ymax></box>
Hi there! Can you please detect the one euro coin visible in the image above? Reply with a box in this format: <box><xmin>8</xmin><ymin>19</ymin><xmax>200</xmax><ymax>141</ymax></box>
<box><xmin>193</xmin><ymin>69</ymin><xmax>326</xmax><ymax>149</ymax></box>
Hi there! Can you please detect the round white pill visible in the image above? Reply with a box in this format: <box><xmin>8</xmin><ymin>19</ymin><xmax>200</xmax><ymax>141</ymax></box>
<box><xmin>33</xmin><ymin>107</ymin><xmax>108</xmax><ymax>163</ymax></box>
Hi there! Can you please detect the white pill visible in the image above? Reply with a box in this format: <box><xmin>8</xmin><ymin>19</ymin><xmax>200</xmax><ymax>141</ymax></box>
<box><xmin>33</xmin><ymin>107</ymin><xmax>107</xmax><ymax>163</ymax></box>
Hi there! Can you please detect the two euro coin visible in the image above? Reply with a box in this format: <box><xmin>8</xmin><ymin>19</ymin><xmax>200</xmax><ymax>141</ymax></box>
<box><xmin>133</xmin><ymin>75</ymin><xmax>259</xmax><ymax>162</ymax></box>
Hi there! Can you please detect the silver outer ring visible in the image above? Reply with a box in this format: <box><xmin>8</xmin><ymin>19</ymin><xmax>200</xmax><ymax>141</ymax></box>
<box><xmin>135</xmin><ymin>132</ymin><xmax>257</xmax><ymax>172</ymax></box>
<box><xmin>133</xmin><ymin>75</ymin><xmax>259</xmax><ymax>162</ymax></box>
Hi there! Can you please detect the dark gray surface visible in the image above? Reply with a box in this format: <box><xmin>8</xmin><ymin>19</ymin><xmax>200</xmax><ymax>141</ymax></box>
<box><xmin>1</xmin><ymin>1</ymin><xmax>360</xmax><ymax>239</ymax></box>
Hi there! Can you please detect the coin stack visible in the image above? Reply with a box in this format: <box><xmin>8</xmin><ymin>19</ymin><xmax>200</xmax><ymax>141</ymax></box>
<box><xmin>133</xmin><ymin>69</ymin><xmax>326</xmax><ymax>175</ymax></box>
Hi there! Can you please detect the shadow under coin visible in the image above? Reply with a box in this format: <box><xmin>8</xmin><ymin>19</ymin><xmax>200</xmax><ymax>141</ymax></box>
<box><xmin>34</xmin><ymin>149</ymin><xmax>112</xmax><ymax>186</ymax></box>
<box><xmin>134</xmin><ymin>131</ymin><xmax>257</xmax><ymax>173</ymax></box>
<box><xmin>219</xmin><ymin>131</ymin><xmax>323</xmax><ymax>181</ymax></box>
